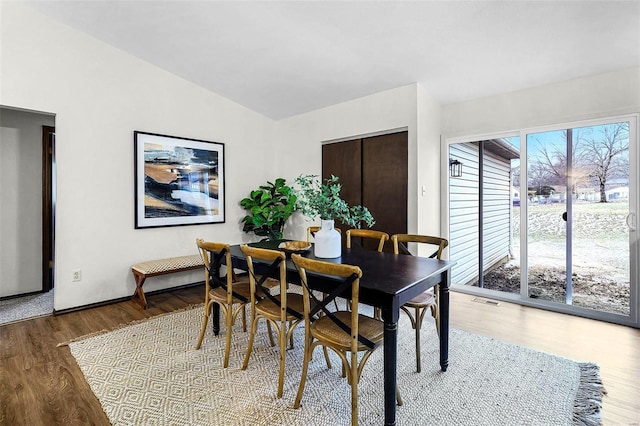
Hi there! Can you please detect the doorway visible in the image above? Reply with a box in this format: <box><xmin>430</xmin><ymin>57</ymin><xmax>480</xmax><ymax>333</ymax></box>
<box><xmin>447</xmin><ymin>115</ymin><xmax>638</xmax><ymax>327</ymax></box>
<box><xmin>0</xmin><ymin>107</ymin><xmax>55</xmax><ymax>321</ymax></box>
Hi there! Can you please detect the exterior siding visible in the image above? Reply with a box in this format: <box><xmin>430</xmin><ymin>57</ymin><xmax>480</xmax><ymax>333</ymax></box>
<box><xmin>482</xmin><ymin>149</ymin><xmax>512</xmax><ymax>274</ymax></box>
<box><xmin>449</xmin><ymin>143</ymin><xmax>479</xmax><ymax>285</ymax></box>
<box><xmin>449</xmin><ymin>141</ymin><xmax>513</xmax><ymax>285</ymax></box>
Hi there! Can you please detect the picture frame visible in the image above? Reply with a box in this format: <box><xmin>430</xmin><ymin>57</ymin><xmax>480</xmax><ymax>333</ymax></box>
<box><xmin>134</xmin><ymin>131</ymin><xmax>225</xmax><ymax>228</ymax></box>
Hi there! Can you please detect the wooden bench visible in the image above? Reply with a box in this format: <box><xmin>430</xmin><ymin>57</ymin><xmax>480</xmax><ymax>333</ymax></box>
<box><xmin>131</xmin><ymin>254</ymin><xmax>204</xmax><ymax>309</ymax></box>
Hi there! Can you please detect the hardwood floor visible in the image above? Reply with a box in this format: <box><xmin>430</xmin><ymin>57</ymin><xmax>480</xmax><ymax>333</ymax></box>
<box><xmin>0</xmin><ymin>286</ymin><xmax>203</xmax><ymax>426</ymax></box>
<box><xmin>0</xmin><ymin>287</ymin><xmax>638</xmax><ymax>425</ymax></box>
<box><xmin>450</xmin><ymin>294</ymin><xmax>640</xmax><ymax>426</ymax></box>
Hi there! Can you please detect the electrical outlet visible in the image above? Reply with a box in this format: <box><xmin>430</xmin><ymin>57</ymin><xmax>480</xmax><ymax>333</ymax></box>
<box><xmin>72</xmin><ymin>269</ymin><xmax>82</xmax><ymax>282</ymax></box>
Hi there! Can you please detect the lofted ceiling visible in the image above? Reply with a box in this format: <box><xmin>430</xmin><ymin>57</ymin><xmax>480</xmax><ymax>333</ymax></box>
<box><xmin>24</xmin><ymin>0</ymin><xmax>640</xmax><ymax>120</ymax></box>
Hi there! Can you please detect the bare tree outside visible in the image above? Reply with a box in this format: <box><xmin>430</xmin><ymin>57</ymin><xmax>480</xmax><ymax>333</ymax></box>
<box><xmin>526</xmin><ymin>124</ymin><xmax>629</xmax><ymax>203</ymax></box>
<box><xmin>529</xmin><ymin>130</ymin><xmax>593</xmax><ymax>198</ymax></box>
<box><xmin>579</xmin><ymin>122</ymin><xmax>629</xmax><ymax>203</ymax></box>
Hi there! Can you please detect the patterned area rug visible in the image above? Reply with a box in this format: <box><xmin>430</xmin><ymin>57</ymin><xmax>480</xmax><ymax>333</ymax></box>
<box><xmin>64</xmin><ymin>305</ymin><xmax>604</xmax><ymax>425</ymax></box>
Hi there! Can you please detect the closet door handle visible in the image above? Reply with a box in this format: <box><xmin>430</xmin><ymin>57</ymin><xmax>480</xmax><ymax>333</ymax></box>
<box><xmin>626</xmin><ymin>213</ymin><xmax>636</xmax><ymax>231</ymax></box>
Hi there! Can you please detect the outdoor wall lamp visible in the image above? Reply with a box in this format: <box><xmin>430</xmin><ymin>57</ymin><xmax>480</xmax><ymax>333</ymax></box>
<box><xmin>450</xmin><ymin>159</ymin><xmax>462</xmax><ymax>177</ymax></box>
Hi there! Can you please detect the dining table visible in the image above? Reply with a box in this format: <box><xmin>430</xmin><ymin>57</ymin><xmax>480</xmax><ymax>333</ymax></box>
<box><xmin>211</xmin><ymin>240</ymin><xmax>453</xmax><ymax>426</ymax></box>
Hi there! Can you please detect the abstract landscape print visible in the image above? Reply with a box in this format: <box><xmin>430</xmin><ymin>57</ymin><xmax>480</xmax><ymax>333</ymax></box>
<box><xmin>134</xmin><ymin>131</ymin><xmax>225</xmax><ymax>228</ymax></box>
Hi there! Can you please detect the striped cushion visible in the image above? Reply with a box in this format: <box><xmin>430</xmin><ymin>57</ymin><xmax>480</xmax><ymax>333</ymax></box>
<box><xmin>132</xmin><ymin>254</ymin><xmax>203</xmax><ymax>275</ymax></box>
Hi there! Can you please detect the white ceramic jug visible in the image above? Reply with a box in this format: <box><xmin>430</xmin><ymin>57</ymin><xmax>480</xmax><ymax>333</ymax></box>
<box><xmin>314</xmin><ymin>219</ymin><xmax>341</xmax><ymax>258</ymax></box>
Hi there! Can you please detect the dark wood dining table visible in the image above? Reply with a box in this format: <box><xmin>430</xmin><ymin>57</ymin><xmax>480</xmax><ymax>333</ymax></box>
<box><xmin>213</xmin><ymin>240</ymin><xmax>453</xmax><ymax>426</ymax></box>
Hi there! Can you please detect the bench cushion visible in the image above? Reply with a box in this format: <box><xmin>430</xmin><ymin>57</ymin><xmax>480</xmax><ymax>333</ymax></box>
<box><xmin>132</xmin><ymin>254</ymin><xmax>203</xmax><ymax>275</ymax></box>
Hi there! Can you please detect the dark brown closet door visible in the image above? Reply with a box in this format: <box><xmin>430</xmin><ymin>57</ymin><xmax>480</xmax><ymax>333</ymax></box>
<box><xmin>322</xmin><ymin>131</ymin><xmax>407</xmax><ymax>251</ymax></box>
<box><xmin>362</xmin><ymin>132</ymin><xmax>408</xmax><ymax>250</ymax></box>
<box><xmin>322</xmin><ymin>139</ymin><xmax>362</xmax><ymax>234</ymax></box>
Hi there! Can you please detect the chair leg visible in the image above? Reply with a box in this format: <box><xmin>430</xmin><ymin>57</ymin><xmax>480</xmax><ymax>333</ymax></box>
<box><xmin>242</xmin><ymin>315</ymin><xmax>260</xmax><ymax>370</ymax></box>
<box><xmin>294</xmin><ymin>337</ymin><xmax>313</xmax><ymax>409</ymax></box>
<box><xmin>322</xmin><ymin>346</ymin><xmax>332</xmax><ymax>369</ymax></box>
<box><xmin>288</xmin><ymin>320</ymin><xmax>294</xmax><ymax>349</ymax></box>
<box><xmin>431</xmin><ymin>304</ymin><xmax>440</xmax><ymax>338</ymax></box>
<box><xmin>350</xmin><ymin>352</ymin><xmax>358</xmax><ymax>426</ymax></box>
<box><xmin>266</xmin><ymin>320</ymin><xmax>275</xmax><ymax>347</ymax></box>
<box><xmin>277</xmin><ymin>320</ymin><xmax>286</xmax><ymax>398</ymax></box>
<box><xmin>223</xmin><ymin>308</ymin><xmax>233</xmax><ymax>368</ymax></box>
<box><xmin>195</xmin><ymin>301</ymin><xmax>212</xmax><ymax>350</ymax></box>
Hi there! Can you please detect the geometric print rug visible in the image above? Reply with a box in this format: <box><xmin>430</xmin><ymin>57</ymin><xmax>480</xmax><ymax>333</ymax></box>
<box><xmin>63</xmin><ymin>305</ymin><xmax>604</xmax><ymax>425</ymax></box>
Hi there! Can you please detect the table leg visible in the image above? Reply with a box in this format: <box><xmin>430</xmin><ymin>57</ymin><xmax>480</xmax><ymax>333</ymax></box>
<box><xmin>383</xmin><ymin>317</ymin><xmax>398</xmax><ymax>425</ymax></box>
<box><xmin>211</xmin><ymin>255</ymin><xmax>221</xmax><ymax>336</ymax></box>
<box><xmin>212</xmin><ymin>303</ymin><xmax>220</xmax><ymax>336</ymax></box>
<box><xmin>439</xmin><ymin>270</ymin><xmax>450</xmax><ymax>371</ymax></box>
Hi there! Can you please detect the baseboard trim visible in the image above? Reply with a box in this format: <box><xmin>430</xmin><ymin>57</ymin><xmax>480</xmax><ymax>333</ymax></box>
<box><xmin>53</xmin><ymin>281</ymin><xmax>205</xmax><ymax>316</ymax></box>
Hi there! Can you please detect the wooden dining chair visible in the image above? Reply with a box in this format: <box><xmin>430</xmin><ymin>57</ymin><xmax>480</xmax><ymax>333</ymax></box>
<box><xmin>195</xmin><ymin>239</ymin><xmax>250</xmax><ymax>368</ymax></box>
<box><xmin>291</xmin><ymin>254</ymin><xmax>402</xmax><ymax>425</ymax></box>
<box><xmin>346</xmin><ymin>229</ymin><xmax>390</xmax><ymax>318</ymax></box>
<box><xmin>391</xmin><ymin>234</ymin><xmax>448</xmax><ymax>373</ymax></box>
<box><xmin>345</xmin><ymin>229</ymin><xmax>389</xmax><ymax>252</ymax></box>
<box><xmin>240</xmin><ymin>244</ymin><xmax>307</xmax><ymax>398</ymax></box>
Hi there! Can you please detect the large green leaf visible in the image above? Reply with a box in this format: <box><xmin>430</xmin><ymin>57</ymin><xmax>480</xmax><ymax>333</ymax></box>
<box><xmin>239</xmin><ymin>178</ymin><xmax>297</xmax><ymax>240</ymax></box>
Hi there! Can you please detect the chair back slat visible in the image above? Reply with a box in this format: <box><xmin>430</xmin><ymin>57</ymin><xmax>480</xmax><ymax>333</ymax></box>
<box><xmin>391</xmin><ymin>234</ymin><xmax>448</xmax><ymax>260</ymax></box>
<box><xmin>345</xmin><ymin>229</ymin><xmax>389</xmax><ymax>252</ymax></box>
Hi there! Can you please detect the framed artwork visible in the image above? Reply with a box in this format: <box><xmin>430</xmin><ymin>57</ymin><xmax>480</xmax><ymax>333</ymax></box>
<box><xmin>134</xmin><ymin>131</ymin><xmax>225</xmax><ymax>228</ymax></box>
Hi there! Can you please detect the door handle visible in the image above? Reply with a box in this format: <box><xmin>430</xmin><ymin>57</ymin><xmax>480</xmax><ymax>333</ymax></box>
<box><xmin>626</xmin><ymin>213</ymin><xmax>636</xmax><ymax>231</ymax></box>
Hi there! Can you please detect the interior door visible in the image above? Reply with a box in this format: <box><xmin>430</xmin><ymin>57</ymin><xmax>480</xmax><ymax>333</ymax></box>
<box><xmin>525</xmin><ymin>119</ymin><xmax>634</xmax><ymax>317</ymax></box>
<box><xmin>322</xmin><ymin>138</ymin><xmax>362</xmax><ymax>216</ymax></box>
<box><xmin>361</xmin><ymin>132</ymin><xmax>408</xmax><ymax>248</ymax></box>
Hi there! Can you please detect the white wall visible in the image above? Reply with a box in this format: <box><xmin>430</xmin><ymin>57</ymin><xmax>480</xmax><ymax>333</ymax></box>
<box><xmin>416</xmin><ymin>85</ymin><xmax>442</xmax><ymax>244</ymax></box>
<box><xmin>1</xmin><ymin>3</ymin><xmax>276</xmax><ymax>310</ymax></box>
<box><xmin>274</xmin><ymin>83</ymin><xmax>443</xmax><ymax>241</ymax></box>
<box><xmin>442</xmin><ymin>67</ymin><xmax>640</xmax><ymax>138</ymax></box>
<box><xmin>0</xmin><ymin>108</ymin><xmax>55</xmax><ymax>297</ymax></box>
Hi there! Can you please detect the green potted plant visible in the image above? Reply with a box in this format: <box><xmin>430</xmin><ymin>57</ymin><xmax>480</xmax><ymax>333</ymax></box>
<box><xmin>293</xmin><ymin>174</ymin><xmax>375</xmax><ymax>228</ymax></box>
<box><xmin>293</xmin><ymin>174</ymin><xmax>375</xmax><ymax>257</ymax></box>
<box><xmin>240</xmin><ymin>178</ymin><xmax>297</xmax><ymax>241</ymax></box>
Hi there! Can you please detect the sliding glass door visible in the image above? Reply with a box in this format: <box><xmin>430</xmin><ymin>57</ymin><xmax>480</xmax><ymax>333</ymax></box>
<box><xmin>448</xmin><ymin>115</ymin><xmax>638</xmax><ymax>326</ymax></box>
<box><xmin>525</xmin><ymin>120</ymin><xmax>633</xmax><ymax>316</ymax></box>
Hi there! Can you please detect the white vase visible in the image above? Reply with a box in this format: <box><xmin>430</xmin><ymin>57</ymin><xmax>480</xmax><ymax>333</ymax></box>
<box><xmin>314</xmin><ymin>219</ymin><xmax>341</xmax><ymax>258</ymax></box>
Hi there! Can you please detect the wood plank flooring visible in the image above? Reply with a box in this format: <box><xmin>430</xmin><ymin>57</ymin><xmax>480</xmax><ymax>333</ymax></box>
<box><xmin>449</xmin><ymin>294</ymin><xmax>640</xmax><ymax>426</ymax></box>
<box><xmin>0</xmin><ymin>287</ymin><xmax>638</xmax><ymax>425</ymax></box>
